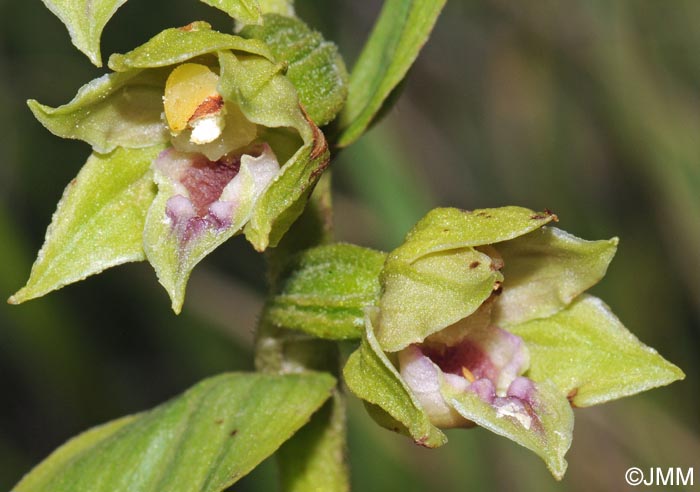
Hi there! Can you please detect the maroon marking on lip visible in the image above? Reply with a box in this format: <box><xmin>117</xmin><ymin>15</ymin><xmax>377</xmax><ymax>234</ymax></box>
<box><xmin>180</xmin><ymin>154</ymin><xmax>241</xmax><ymax>216</ymax></box>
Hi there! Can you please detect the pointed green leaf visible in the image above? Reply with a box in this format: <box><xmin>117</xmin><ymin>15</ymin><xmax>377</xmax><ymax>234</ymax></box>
<box><xmin>336</xmin><ymin>0</ymin><xmax>447</xmax><ymax>147</ymax></box>
<box><xmin>443</xmin><ymin>379</ymin><xmax>573</xmax><ymax>479</ymax></box>
<box><xmin>41</xmin><ymin>0</ymin><xmax>127</xmax><ymax>66</ymax></box>
<box><xmin>395</xmin><ymin>207</ymin><xmax>557</xmax><ymax>263</ymax></box>
<box><xmin>241</xmin><ymin>14</ymin><xmax>348</xmax><ymax>126</ymax></box>
<box><xmin>10</xmin><ymin>145</ymin><xmax>163</xmax><ymax>304</ymax></box>
<box><xmin>14</xmin><ymin>372</ymin><xmax>335</xmax><ymax>492</ymax></box>
<box><xmin>493</xmin><ymin>227</ymin><xmax>619</xmax><ymax>326</ymax></box>
<box><xmin>200</xmin><ymin>0</ymin><xmax>262</xmax><ymax>24</ymax></box>
<box><xmin>509</xmin><ymin>295</ymin><xmax>685</xmax><ymax>407</ymax></box>
<box><xmin>343</xmin><ymin>313</ymin><xmax>447</xmax><ymax>448</ymax></box>
<box><xmin>108</xmin><ymin>22</ymin><xmax>272</xmax><ymax>72</ymax></box>
<box><xmin>377</xmin><ymin>246</ymin><xmax>500</xmax><ymax>352</ymax></box>
<box><xmin>28</xmin><ymin>70</ymin><xmax>169</xmax><ymax>154</ymax></box>
<box><xmin>277</xmin><ymin>391</ymin><xmax>349</xmax><ymax>492</ymax></box>
<box><xmin>216</xmin><ymin>52</ymin><xmax>330</xmax><ymax>251</ymax></box>
<box><xmin>266</xmin><ymin>243</ymin><xmax>385</xmax><ymax>340</ymax></box>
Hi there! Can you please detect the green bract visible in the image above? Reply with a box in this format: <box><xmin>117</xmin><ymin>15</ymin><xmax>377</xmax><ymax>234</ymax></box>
<box><xmin>12</xmin><ymin>21</ymin><xmax>338</xmax><ymax>312</ymax></box>
<box><xmin>342</xmin><ymin>206</ymin><xmax>684</xmax><ymax>479</ymax></box>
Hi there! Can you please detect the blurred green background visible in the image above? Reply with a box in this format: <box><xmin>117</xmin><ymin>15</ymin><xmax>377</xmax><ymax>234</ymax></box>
<box><xmin>1</xmin><ymin>1</ymin><xmax>699</xmax><ymax>491</ymax></box>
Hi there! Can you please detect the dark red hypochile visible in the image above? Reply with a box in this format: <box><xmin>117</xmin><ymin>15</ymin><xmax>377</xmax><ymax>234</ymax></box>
<box><xmin>181</xmin><ymin>155</ymin><xmax>241</xmax><ymax>216</ymax></box>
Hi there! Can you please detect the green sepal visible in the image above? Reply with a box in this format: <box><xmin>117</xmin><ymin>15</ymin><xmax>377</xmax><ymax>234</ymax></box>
<box><xmin>266</xmin><ymin>243</ymin><xmax>385</xmax><ymax>340</ymax></box>
<box><xmin>13</xmin><ymin>372</ymin><xmax>335</xmax><ymax>492</ymax></box>
<box><xmin>199</xmin><ymin>0</ymin><xmax>262</xmax><ymax>24</ymax></box>
<box><xmin>393</xmin><ymin>207</ymin><xmax>556</xmax><ymax>263</ymax></box>
<box><xmin>28</xmin><ymin>69</ymin><xmax>169</xmax><ymax>154</ymax></box>
<box><xmin>443</xmin><ymin>379</ymin><xmax>574</xmax><ymax>480</ymax></box>
<box><xmin>376</xmin><ymin>207</ymin><xmax>555</xmax><ymax>352</ymax></box>
<box><xmin>107</xmin><ymin>22</ymin><xmax>273</xmax><ymax>71</ymax></box>
<box><xmin>40</xmin><ymin>0</ymin><xmax>127</xmax><ymax>66</ymax></box>
<box><xmin>10</xmin><ymin>145</ymin><xmax>164</xmax><ymax>304</ymax></box>
<box><xmin>336</xmin><ymin>0</ymin><xmax>447</xmax><ymax>147</ymax></box>
<box><xmin>510</xmin><ymin>295</ymin><xmax>685</xmax><ymax>407</ymax></box>
<box><xmin>241</xmin><ymin>14</ymin><xmax>349</xmax><ymax>126</ymax></box>
<box><xmin>343</xmin><ymin>312</ymin><xmax>447</xmax><ymax>448</ymax></box>
<box><xmin>493</xmin><ymin>227</ymin><xmax>619</xmax><ymax>326</ymax></box>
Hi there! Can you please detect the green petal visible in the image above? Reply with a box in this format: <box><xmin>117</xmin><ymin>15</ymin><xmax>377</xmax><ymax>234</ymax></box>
<box><xmin>266</xmin><ymin>243</ymin><xmax>386</xmax><ymax>340</ymax></box>
<box><xmin>10</xmin><ymin>145</ymin><xmax>163</xmax><ymax>304</ymax></box>
<box><xmin>216</xmin><ymin>52</ymin><xmax>330</xmax><ymax>251</ymax></box>
<box><xmin>108</xmin><ymin>22</ymin><xmax>272</xmax><ymax>71</ymax></box>
<box><xmin>14</xmin><ymin>372</ymin><xmax>335</xmax><ymax>492</ymax></box>
<box><xmin>41</xmin><ymin>0</ymin><xmax>127</xmax><ymax>66</ymax></box>
<box><xmin>343</xmin><ymin>312</ymin><xmax>447</xmax><ymax>448</ymax></box>
<box><xmin>443</xmin><ymin>379</ymin><xmax>574</xmax><ymax>480</ymax></box>
<box><xmin>241</xmin><ymin>14</ymin><xmax>348</xmax><ymax>126</ymax></box>
<box><xmin>492</xmin><ymin>227</ymin><xmax>618</xmax><ymax>326</ymax></box>
<box><xmin>28</xmin><ymin>69</ymin><xmax>169</xmax><ymax>153</ymax></box>
<box><xmin>509</xmin><ymin>294</ymin><xmax>685</xmax><ymax>407</ymax></box>
<box><xmin>377</xmin><ymin>246</ymin><xmax>500</xmax><ymax>352</ymax></box>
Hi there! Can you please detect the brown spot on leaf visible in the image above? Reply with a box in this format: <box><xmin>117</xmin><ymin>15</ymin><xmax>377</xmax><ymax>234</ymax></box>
<box><xmin>469</xmin><ymin>261</ymin><xmax>480</xmax><ymax>269</ymax></box>
<box><xmin>188</xmin><ymin>95</ymin><xmax>224</xmax><ymax>123</ymax></box>
<box><xmin>567</xmin><ymin>388</ymin><xmax>579</xmax><ymax>407</ymax></box>
<box><xmin>179</xmin><ymin>22</ymin><xmax>197</xmax><ymax>31</ymax></box>
<box><xmin>230</xmin><ymin>429</ymin><xmax>238</xmax><ymax>437</ymax></box>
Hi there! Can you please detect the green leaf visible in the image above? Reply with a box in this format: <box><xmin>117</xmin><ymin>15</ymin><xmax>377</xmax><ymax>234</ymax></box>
<box><xmin>277</xmin><ymin>391</ymin><xmax>349</xmax><ymax>492</ymax></box>
<box><xmin>241</xmin><ymin>14</ymin><xmax>348</xmax><ymax>126</ymax></box>
<box><xmin>9</xmin><ymin>145</ymin><xmax>163</xmax><ymax>305</ymax></box>
<box><xmin>492</xmin><ymin>227</ymin><xmax>619</xmax><ymax>326</ymax></box>
<box><xmin>14</xmin><ymin>372</ymin><xmax>335</xmax><ymax>492</ymax></box>
<box><xmin>509</xmin><ymin>295</ymin><xmax>685</xmax><ymax>407</ymax></box>
<box><xmin>343</xmin><ymin>313</ymin><xmax>447</xmax><ymax>448</ymax></box>
<box><xmin>266</xmin><ymin>243</ymin><xmax>386</xmax><ymax>340</ymax></box>
<box><xmin>336</xmin><ymin>0</ymin><xmax>447</xmax><ymax>147</ymax></box>
<box><xmin>377</xmin><ymin>246</ymin><xmax>500</xmax><ymax>352</ymax></box>
<box><xmin>108</xmin><ymin>22</ymin><xmax>272</xmax><ymax>72</ymax></box>
<box><xmin>443</xmin><ymin>379</ymin><xmax>574</xmax><ymax>480</ymax></box>
<box><xmin>28</xmin><ymin>69</ymin><xmax>169</xmax><ymax>154</ymax></box>
<box><xmin>375</xmin><ymin>207</ymin><xmax>555</xmax><ymax>352</ymax></box>
<box><xmin>41</xmin><ymin>0</ymin><xmax>127</xmax><ymax>66</ymax></box>
<box><xmin>199</xmin><ymin>0</ymin><xmax>262</xmax><ymax>24</ymax></box>
<box><xmin>216</xmin><ymin>53</ymin><xmax>330</xmax><ymax>251</ymax></box>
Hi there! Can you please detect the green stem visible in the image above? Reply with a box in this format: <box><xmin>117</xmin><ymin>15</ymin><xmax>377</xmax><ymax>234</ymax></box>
<box><xmin>255</xmin><ymin>172</ymin><xmax>350</xmax><ymax>492</ymax></box>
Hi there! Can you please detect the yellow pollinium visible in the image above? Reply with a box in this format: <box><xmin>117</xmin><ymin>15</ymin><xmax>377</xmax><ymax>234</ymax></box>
<box><xmin>164</xmin><ymin>63</ymin><xmax>221</xmax><ymax>133</ymax></box>
<box><xmin>461</xmin><ymin>366</ymin><xmax>476</xmax><ymax>383</ymax></box>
